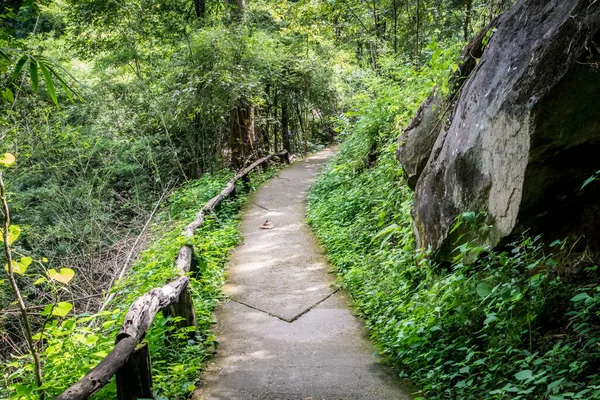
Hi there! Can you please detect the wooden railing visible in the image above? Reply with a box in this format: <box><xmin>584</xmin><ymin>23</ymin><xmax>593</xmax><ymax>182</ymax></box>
<box><xmin>57</xmin><ymin>151</ymin><xmax>289</xmax><ymax>400</ymax></box>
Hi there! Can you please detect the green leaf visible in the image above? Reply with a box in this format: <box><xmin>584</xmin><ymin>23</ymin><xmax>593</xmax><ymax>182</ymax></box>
<box><xmin>514</xmin><ymin>370</ymin><xmax>533</xmax><ymax>381</ymax></box>
<box><xmin>84</xmin><ymin>334</ymin><xmax>99</xmax><ymax>345</ymax></box>
<box><xmin>33</xmin><ymin>277</ymin><xmax>47</xmax><ymax>285</ymax></box>
<box><xmin>571</xmin><ymin>293</ymin><xmax>591</xmax><ymax>302</ymax></box>
<box><xmin>43</xmin><ymin>62</ymin><xmax>79</xmax><ymax>102</ymax></box>
<box><xmin>582</xmin><ymin>175</ymin><xmax>598</xmax><ymax>189</ymax></box>
<box><xmin>47</xmin><ymin>268</ymin><xmax>75</xmax><ymax>284</ymax></box>
<box><xmin>7</xmin><ymin>261</ymin><xmax>24</xmax><ymax>275</ymax></box>
<box><xmin>2</xmin><ymin>88</ymin><xmax>14</xmax><ymax>103</ymax></box>
<box><xmin>29</xmin><ymin>60</ymin><xmax>39</xmax><ymax>92</ymax></box>
<box><xmin>39</xmin><ymin>61</ymin><xmax>58</xmax><ymax>105</ymax></box>
<box><xmin>0</xmin><ymin>224</ymin><xmax>22</xmax><ymax>244</ymax></box>
<box><xmin>7</xmin><ymin>256</ymin><xmax>33</xmax><ymax>275</ymax></box>
<box><xmin>0</xmin><ymin>153</ymin><xmax>16</xmax><ymax>167</ymax></box>
<box><xmin>52</xmin><ymin>302</ymin><xmax>73</xmax><ymax>317</ymax></box>
<box><xmin>547</xmin><ymin>377</ymin><xmax>566</xmax><ymax>394</ymax></box>
<box><xmin>483</xmin><ymin>313</ymin><xmax>498</xmax><ymax>326</ymax></box>
<box><xmin>11</xmin><ymin>55</ymin><xmax>28</xmax><ymax>80</ymax></box>
<box><xmin>476</xmin><ymin>283</ymin><xmax>491</xmax><ymax>298</ymax></box>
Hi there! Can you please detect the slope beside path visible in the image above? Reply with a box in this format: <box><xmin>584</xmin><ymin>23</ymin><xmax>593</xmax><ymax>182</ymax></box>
<box><xmin>194</xmin><ymin>148</ymin><xmax>413</xmax><ymax>400</ymax></box>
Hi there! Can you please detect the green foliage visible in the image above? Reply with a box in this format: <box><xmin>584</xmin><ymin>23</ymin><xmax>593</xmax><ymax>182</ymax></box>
<box><xmin>308</xmin><ymin>56</ymin><xmax>600</xmax><ymax>399</ymax></box>
<box><xmin>0</xmin><ymin>165</ymin><xmax>278</xmax><ymax>399</ymax></box>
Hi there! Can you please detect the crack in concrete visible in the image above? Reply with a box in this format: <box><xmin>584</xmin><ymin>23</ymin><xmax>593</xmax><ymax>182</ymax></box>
<box><xmin>249</xmin><ymin>200</ymin><xmax>274</xmax><ymax>212</ymax></box>
<box><xmin>229</xmin><ymin>289</ymin><xmax>340</xmax><ymax>324</ymax></box>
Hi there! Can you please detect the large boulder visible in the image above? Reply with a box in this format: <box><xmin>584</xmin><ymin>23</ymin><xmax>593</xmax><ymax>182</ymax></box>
<box><xmin>400</xmin><ymin>0</ymin><xmax>600</xmax><ymax>260</ymax></box>
<box><xmin>396</xmin><ymin>22</ymin><xmax>494</xmax><ymax>190</ymax></box>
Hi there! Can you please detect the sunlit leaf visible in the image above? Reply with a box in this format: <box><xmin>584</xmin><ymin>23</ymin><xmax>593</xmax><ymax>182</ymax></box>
<box><xmin>33</xmin><ymin>277</ymin><xmax>46</xmax><ymax>285</ymax></box>
<box><xmin>84</xmin><ymin>334</ymin><xmax>99</xmax><ymax>345</ymax></box>
<box><xmin>47</xmin><ymin>267</ymin><xmax>75</xmax><ymax>284</ymax></box>
<box><xmin>0</xmin><ymin>153</ymin><xmax>16</xmax><ymax>167</ymax></box>
<box><xmin>52</xmin><ymin>302</ymin><xmax>73</xmax><ymax>317</ymax></box>
<box><xmin>5</xmin><ymin>258</ymin><xmax>29</xmax><ymax>275</ymax></box>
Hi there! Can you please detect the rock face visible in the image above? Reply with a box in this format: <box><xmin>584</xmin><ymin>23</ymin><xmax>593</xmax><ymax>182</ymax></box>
<box><xmin>398</xmin><ymin>0</ymin><xmax>600</xmax><ymax>260</ymax></box>
<box><xmin>396</xmin><ymin>23</ymin><xmax>493</xmax><ymax>191</ymax></box>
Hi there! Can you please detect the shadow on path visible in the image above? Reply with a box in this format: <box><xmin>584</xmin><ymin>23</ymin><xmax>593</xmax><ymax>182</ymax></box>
<box><xmin>194</xmin><ymin>148</ymin><xmax>413</xmax><ymax>400</ymax></box>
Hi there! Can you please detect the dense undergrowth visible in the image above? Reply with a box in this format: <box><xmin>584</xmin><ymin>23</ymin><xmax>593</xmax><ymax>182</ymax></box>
<box><xmin>308</xmin><ymin>61</ymin><xmax>600</xmax><ymax>399</ymax></box>
<box><xmin>1</xmin><ymin>165</ymin><xmax>278</xmax><ymax>399</ymax></box>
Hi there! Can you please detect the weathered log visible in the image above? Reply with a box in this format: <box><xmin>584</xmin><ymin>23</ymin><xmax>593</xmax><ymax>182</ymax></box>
<box><xmin>55</xmin><ymin>336</ymin><xmax>138</xmax><ymax>400</ymax></box>
<box><xmin>116</xmin><ymin>340</ymin><xmax>153</xmax><ymax>400</ymax></box>
<box><xmin>118</xmin><ymin>277</ymin><xmax>189</xmax><ymax>341</ymax></box>
<box><xmin>162</xmin><ymin>287</ymin><xmax>198</xmax><ymax>337</ymax></box>
<box><xmin>175</xmin><ymin>245</ymin><xmax>193</xmax><ymax>274</ymax></box>
<box><xmin>183</xmin><ymin>150</ymin><xmax>288</xmax><ymax>237</ymax></box>
<box><xmin>58</xmin><ymin>150</ymin><xmax>289</xmax><ymax>399</ymax></box>
<box><xmin>57</xmin><ymin>277</ymin><xmax>188</xmax><ymax>400</ymax></box>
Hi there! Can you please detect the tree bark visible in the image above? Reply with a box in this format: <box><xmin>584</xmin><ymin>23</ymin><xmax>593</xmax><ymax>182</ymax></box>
<box><xmin>116</xmin><ymin>341</ymin><xmax>153</xmax><ymax>400</ymax></box>
<box><xmin>229</xmin><ymin>101</ymin><xmax>255</xmax><ymax>170</ymax></box>
<box><xmin>464</xmin><ymin>0</ymin><xmax>472</xmax><ymax>42</ymax></box>
<box><xmin>392</xmin><ymin>0</ymin><xmax>398</xmax><ymax>53</ymax></box>
<box><xmin>229</xmin><ymin>0</ymin><xmax>246</xmax><ymax>22</ymax></box>
<box><xmin>414</xmin><ymin>0</ymin><xmax>420</xmax><ymax>63</ymax></box>
<box><xmin>281</xmin><ymin>99</ymin><xmax>290</xmax><ymax>153</ymax></box>
<box><xmin>194</xmin><ymin>0</ymin><xmax>205</xmax><ymax>18</ymax></box>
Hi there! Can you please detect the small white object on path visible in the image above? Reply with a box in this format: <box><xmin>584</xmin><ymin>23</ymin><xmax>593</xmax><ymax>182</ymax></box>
<box><xmin>195</xmin><ymin>148</ymin><xmax>413</xmax><ymax>400</ymax></box>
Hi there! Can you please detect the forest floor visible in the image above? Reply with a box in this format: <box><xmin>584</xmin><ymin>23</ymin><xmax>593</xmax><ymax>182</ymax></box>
<box><xmin>193</xmin><ymin>148</ymin><xmax>412</xmax><ymax>400</ymax></box>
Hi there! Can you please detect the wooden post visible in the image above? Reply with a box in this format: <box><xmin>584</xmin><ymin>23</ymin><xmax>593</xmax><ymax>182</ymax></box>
<box><xmin>116</xmin><ymin>340</ymin><xmax>152</xmax><ymax>400</ymax></box>
<box><xmin>162</xmin><ymin>288</ymin><xmax>198</xmax><ymax>339</ymax></box>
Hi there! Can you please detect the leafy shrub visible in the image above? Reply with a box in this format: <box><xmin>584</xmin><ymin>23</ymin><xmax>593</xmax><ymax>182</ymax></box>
<box><xmin>1</xmin><ymin>166</ymin><xmax>278</xmax><ymax>399</ymax></box>
<box><xmin>308</xmin><ymin>55</ymin><xmax>600</xmax><ymax>399</ymax></box>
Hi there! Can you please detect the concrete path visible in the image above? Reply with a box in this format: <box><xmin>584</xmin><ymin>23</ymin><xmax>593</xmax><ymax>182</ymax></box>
<box><xmin>194</xmin><ymin>148</ymin><xmax>412</xmax><ymax>400</ymax></box>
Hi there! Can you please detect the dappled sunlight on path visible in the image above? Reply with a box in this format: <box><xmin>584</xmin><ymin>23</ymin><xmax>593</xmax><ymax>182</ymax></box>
<box><xmin>194</xmin><ymin>148</ymin><xmax>412</xmax><ymax>400</ymax></box>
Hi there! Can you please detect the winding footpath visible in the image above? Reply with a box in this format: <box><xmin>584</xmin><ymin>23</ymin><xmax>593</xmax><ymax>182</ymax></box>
<box><xmin>194</xmin><ymin>148</ymin><xmax>412</xmax><ymax>400</ymax></box>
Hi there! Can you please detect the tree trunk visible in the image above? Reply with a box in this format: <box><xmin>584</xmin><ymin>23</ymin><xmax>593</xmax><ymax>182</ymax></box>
<box><xmin>194</xmin><ymin>0</ymin><xmax>205</xmax><ymax>18</ymax></box>
<box><xmin>281</xmin><ymin>99</ymin><xmax>290</xmax><ymax>152</ymax></box>
<box><xmin>392</xmin><ymin>0</ymin><xmax>398</xmax><ymax>54</ymax></box>
<box><xmin>464</xmin><ymin>0</ymin><xmax>472</xmax><ymax>42</ymax></box>
<box><xmin>116</xmin><ymin>341</ymin><xmax>153</xmax><ymax>400</ymax></box>
<box><xmin>274</xmin><ymin>90</ymin><xmax>279</xmax><ymax>151</ymax></box>
<box><xmin>229</xmin><ymin>101</ymin><xmax>255</xmax><ymax>170</ymax></box>
<box><xmin>229</xmin><ymin>0</ymin><xmax>246</xmax><ymax>22</ymax></box>
<box><xmin>414</xmin><ymin>0</ymin><xmax>420</xmax><ymax>63</ymax></box>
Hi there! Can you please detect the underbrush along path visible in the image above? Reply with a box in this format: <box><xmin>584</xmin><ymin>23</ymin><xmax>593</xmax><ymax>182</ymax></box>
<box><xmin>195</xmin><ymin>148</ymin><xmax>412</xmax><ymax>400</ymax></box>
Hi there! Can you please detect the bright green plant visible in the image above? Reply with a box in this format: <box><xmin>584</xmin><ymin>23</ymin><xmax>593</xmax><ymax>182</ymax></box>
<box><xmin>308</xmin><ymin>53</ymin><xmax>600</xmax><ymax>399</ymax></box>
<box><xmin>1</xmin><ymin>163</ymin><xmax>279</xmax><ymax>399</ymax></box>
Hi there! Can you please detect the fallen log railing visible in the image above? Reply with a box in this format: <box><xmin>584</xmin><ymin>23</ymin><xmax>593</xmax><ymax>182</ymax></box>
<box><xmin>57</xmin><ymin>151</ymin><xmax>288</xmax><ymax>400</ymax></box>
